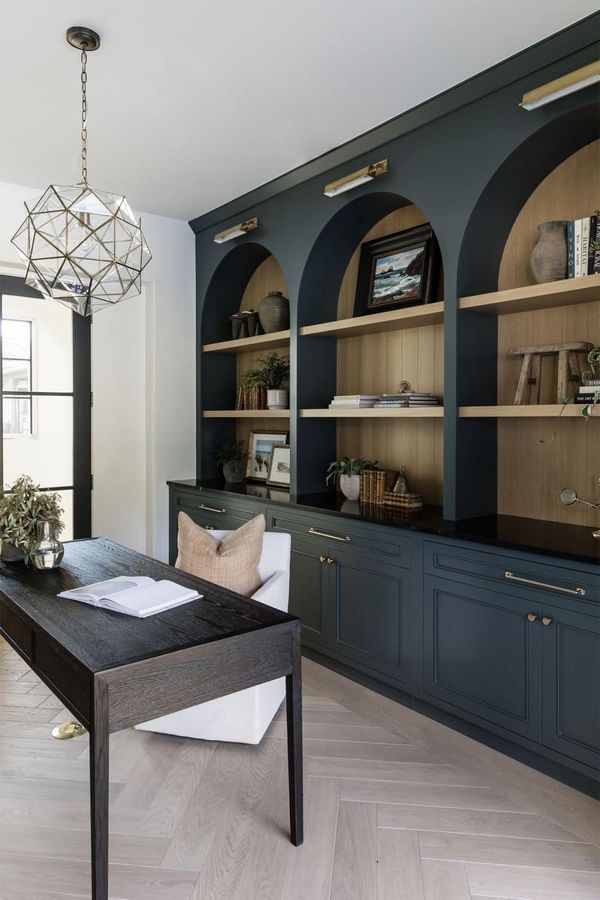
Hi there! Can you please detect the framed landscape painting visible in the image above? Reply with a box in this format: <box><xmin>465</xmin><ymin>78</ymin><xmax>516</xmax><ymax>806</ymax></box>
<box><xmin>246</xmin><ymin>431</ymin><xmax>288</xmax><ymax>482</ymax></box>
<box><xmin>354</xmin><ymin>223</ymin><xmax>439</xmax><ymax>315</ymax></box>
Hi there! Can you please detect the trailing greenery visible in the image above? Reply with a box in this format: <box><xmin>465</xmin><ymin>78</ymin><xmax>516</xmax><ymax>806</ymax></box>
<box><xmin>325</xmin><ymin>457</ymin><xmax>378</xmax><ymax>485</ymax></box>
<box><xmin>0</xmin><ymin>475</ymin><xmax>64</xmax><ymax>556</ymax></box>
<box><xmin>244</xmin><ymin>353</ymin><xmax>290</xmax><ymax>390</ymax></box>
<box><xmin>216</xmin><ymin>441</ymin><xmax>248</xmax><ymax>466</ymax></box>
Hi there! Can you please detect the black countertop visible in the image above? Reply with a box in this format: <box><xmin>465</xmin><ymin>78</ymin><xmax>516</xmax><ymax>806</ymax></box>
<box><xmin>168</xmin><ymin>479</ymin><xmax>600</xmax><ymax>568</ymax></box>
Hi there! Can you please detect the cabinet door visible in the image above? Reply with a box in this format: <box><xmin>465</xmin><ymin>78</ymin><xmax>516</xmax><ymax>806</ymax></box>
<box><xmin>424</xmin><ymin>576</ymin><xmax>542</xmax><ymax>741</ymax></box>
<box><xmin>542</xmin><ymin>604</ymin><xmax>600</xmax><ymax>770</ymax></box>
<box><xmin>289</xmin><ymin>541</ymin><xmax>331</xmax><ymax>648</ymax></box>
<box><xmin>329</xmin><ymin>551</ymin><xmax>415</xmax><ymax>686</ymax></box>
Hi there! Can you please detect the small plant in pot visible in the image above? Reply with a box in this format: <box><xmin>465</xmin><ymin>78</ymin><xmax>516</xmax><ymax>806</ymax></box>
<box><xmin>245</xmin><ymin>352</ymin><xmax>290</xmax><ymax>410</ymax></box>
<box><xmin>0</xmin><ymin>475</ymin><xmax>64</xmax><ymax>564</ymax></box>
<box><xmin>216</xmin><ymin>442</ymin><xmax>247</xmax><ymax>483</ymax></box>
<box><xmin>326</xmin><ymin>457</ymin><xmax>378</xmax><ymax>501</ymax></box>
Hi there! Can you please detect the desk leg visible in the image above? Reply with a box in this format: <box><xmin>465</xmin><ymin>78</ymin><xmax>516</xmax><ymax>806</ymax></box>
<box><xmin>286</xmin><ymin>626</ymin><xmax>303</xmax><ymax>846</ymax></box>
<box><xmin>90</xmin><ymin>678</ymin><xmax>110</xmax><ymax>900</ymax></box>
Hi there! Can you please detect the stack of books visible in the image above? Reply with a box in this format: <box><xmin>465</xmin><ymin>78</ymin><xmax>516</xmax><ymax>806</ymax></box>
<box><xmin>575</xmin><ymin>380</ymin><xmax>600</xmax><ymax>405</ymax></box>
<box><xmin>360</xmin><ymin>468</ymin><xmax>397</xmax><ymax>504</ymax></box>
<box><xmin>568</xmin><ymin>216</ymin><xmax>600</xmax><ymax>277</ymax></box>
<box><xmin>373</xmin><ymin>392</ymin><xmax>441</xmax><ymax>408</ymax></box>
<box><xmin>328</xmin><ymin>394</ymin><xmax>379</xmax><ymax>409</ymax></box>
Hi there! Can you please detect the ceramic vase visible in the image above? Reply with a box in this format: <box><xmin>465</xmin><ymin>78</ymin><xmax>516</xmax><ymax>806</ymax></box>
<box><xmin>259</xmin><ymin>291</ymin><xmax>290</xmax><ymax>333</ymax></box>
<box><xmin>530</xmin><ymin>221</ymin><xmax>568</xmax><ymax>284</ymax></box>
<box><xmin>0</xmin><ymin>540</ymin><xmax>25</xmax><ymax>563</ymax></box>
<box><xmin>267</xmin><ymin>388</ymin><xmax>288</xmax><ymax>410</ymax></box>
<box><xmin>340</xmin><ymin>474</ymin><xmax>360</xmax><ymax>501</ymax></box>
<box><xmin>223</xmin><ymin>462</ymin><xmax>245</xmax><ymax>483</ymax></box>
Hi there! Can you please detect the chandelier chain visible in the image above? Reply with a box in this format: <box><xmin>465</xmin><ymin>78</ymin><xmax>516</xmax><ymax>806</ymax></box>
<box><xmin>80</xmin><ymin>47</ymin><xmax>88</xmax><ymax>184</ymax></box>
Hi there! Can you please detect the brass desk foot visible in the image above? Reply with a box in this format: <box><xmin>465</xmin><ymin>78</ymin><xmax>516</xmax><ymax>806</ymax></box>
<box><xmin>52</xmin><ymin>721</ymin><xmax>87</xmax><ymax>740</ymax></box>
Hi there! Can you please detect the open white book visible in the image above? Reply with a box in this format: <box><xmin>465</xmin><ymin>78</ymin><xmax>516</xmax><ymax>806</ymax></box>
<box><xmin>58</xmin><ymin>576</ymin><xmax>201</xmax><ymax>618</ymax></box>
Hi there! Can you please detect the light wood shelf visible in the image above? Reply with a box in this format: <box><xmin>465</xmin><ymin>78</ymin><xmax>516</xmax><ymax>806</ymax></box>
<box><xmin>203</xmin><ymin>409</ymin><xmax>290</xmax><ymax>418</ymax></box>
<box><xmin>460</xmin><ymin>275</ymin><xmax>600</xmax><ymax>315</ymax></box>
<box><xmin>203</xmin><ymin>330</ymin><xmax>290</xmax><ymax>354</ymax></box>
<box><xmin>301</xmin><ymin>407</ymin><xmax>444</xmax><ymax>418</ymax></box>
<box><xmin>460</xmin><ymin>405</ymin><xmax>599</xmax><ymax>418</ymax></box>
<box><xmin>300</xmin><ymin>301</ymin><xmax>444</xmax><ymax>339</ymax></box>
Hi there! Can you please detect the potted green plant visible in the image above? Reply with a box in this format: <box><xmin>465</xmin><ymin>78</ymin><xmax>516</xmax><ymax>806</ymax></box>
<box><xmin>0</xmin><ymin>475</ymin><xmax>64</xmax><ymax>563</ymax></box>
<box><xmin>326</xmin><ymin>457</ymin><xmax>378</xmax><ymax>500</ymax></box>
<box><xmin>216</xmin><ymin>442</ymin><xmax>248</xmax><ymax>483</ymax></box>
<box><xmin>245</xmin><ymin>353</ymin><xmax>290</xmax><ymax>410</ymax></box>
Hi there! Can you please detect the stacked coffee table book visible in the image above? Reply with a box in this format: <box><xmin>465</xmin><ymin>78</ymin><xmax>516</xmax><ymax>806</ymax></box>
<box><xmin>328</xmin><ymin>392</ymin><xmax>441</xmax><ymax>410</ymax></box>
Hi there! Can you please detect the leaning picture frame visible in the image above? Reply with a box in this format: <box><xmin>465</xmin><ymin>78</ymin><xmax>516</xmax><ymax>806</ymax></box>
<box><xmin>354</xmin><ymin>223</ymin><xmax>439</xmax><ymax>315</ymax></box>
<box><xmin>246</xmin><ymin>431</ymin><xmax>288</xmax><ymax>482</ymax></box>
<box><xmin>267</xmin><ymin>444</ymin><xmax>291</xmax><ymax>489</ymax></box>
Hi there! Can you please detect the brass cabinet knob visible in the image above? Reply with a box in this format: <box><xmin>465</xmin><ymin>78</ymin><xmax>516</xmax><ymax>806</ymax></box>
<box><xmin>527</xmin><ymin>613</ymin><xmax>537</xmax><ymax>622</ymax></box>
<box><xmin>542</xmin><ymin>616</ymin><xmax>553</xmax><ymax>626</ymax></box>
<box><xmin>326</xmin><ymin>557</ymin><xmax>334</xmax><ymax>565</ymax></box>
<box><xmin>319</xmin><ymin>555</ymin><xmax>326</xmax><ymax>563</ymax></box>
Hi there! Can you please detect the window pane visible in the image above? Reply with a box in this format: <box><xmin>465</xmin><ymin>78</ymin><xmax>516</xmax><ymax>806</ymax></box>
<box><xmin>2</xmin><ymin>296</ymin><xmax>73</xmax><ymax>392</ymax></box>
<box><xmin>2</xmin><ymin>319</ymin><xmax>30</xmax><ymax>359</ymax></box>
<box><xmin>3</xmin><ymin>396</ymin><xmax>31</xmax><ymax>436</ymax></box>
<box><xmin>3</xmin><ymin>395</ymin><xmax>73</xmax><ymax>488</ymax></box>
<box><xmin>3</xmin><ymin>359</ymin><xmax>31</xmax><ymax>392</ymax></box>
<box><xmin>55</xmin><ymin>489</ymin><xmax>73</xmax><ymax>542</ymax></box>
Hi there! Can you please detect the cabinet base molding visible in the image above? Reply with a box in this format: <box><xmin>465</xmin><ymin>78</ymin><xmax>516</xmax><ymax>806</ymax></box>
<box><xmin>302</xmin><ymin>645</ymin><xmax>600</xmax><ymax>800</ymax></box>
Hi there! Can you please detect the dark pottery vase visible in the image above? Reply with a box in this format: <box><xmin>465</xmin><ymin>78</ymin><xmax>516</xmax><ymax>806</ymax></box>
<box><xmin>230</xmin><ymin>314</ymin><xmax>242</xmax><ymax>339</ymax></box>
<box><xmin>244</xmin><ymin>310</ymin><xmax>261</xmax><ymax>336</ymax></box>
<box><xmin>0</xmin><ymin>540</ymin><xmax>26</xmax><ymax>563</ymax></box>
<box><xmin>223</xmin><ymin>462</ymin><xmax>245</xmax><ymax>483</ymax></box>
<box><xmin>258</xmin><ymin>291</ymin><xmax>290</xmax><ymax>333</ymax></box>
<box><xmin>530</xmin><ymin>221</ymin><xmax>568</xmax><ymax>284</ymax></box>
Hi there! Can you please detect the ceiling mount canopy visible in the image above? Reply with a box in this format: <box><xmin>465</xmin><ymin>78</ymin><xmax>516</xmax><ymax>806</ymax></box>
<box><xmin>11</xmin><ymin>25</ymin><xmax>151</xmax><ymax>317</ymax></box>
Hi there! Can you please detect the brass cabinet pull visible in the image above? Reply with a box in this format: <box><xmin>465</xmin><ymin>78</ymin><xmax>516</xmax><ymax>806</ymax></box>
<box><xmin>319</xmin><ymin>555</ymin><xmax>326</xmax><ymax>564</ymax></box>
<box><xmin>308</xmin><ymin>527</ymin><xmax>351</xmax><ymax>543</ymax></box>
<box><xmin>326</xmin><ymin>557</ymin><xmax>334</xmax><ymax>565</ymax></box>
<box><xmin>527</xmin><ymin>613</ymin><xmax>538</xmax><ymax>622</ymax></box>
<box><xmin>505</xmin><ymin>571</ymin><xmax>585</xmax><ymax>597</ymax></box>
<box><xmin>198</xmin><ymin>503</ymin><xmax>226</xmax><ymax>514</ymax></box>
<box><xmin>542</xmin><ymin>616</ymin><xmax>553</xmax><ymax>626</ymax></box>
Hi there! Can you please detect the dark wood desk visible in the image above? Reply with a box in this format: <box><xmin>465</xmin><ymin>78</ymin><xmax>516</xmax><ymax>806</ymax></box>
<box><xmin>0</xmin><ymin>538</ymin><xmax>303</xmax><ymax>899</ymax></box>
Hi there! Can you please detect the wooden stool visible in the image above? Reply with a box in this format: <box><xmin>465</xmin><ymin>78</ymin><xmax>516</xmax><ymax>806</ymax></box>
<box><xmin>510</xmin><ymin>341</ymin><xmax>593</xmax><ymax>404</ymax></box>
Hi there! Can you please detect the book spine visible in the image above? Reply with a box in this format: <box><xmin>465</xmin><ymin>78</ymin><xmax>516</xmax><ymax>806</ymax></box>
<box><xmin>567</xmin><ymin>220</ymin><xmax>575</xmax><ymax>278</ymax></box>
<box><xmin>581</xmin><ymin>217</ymin><xmax>590</xmax><ymax>276</ymax></box>
<box><xmin>574</xmin><ymin>219</ymin><xmax>582</xmax><ymax>277</ymax></box>
<box><xmin>588</xmin><ymin>215</ymin><xmax>598</xmax><ymax>276</ymax></box>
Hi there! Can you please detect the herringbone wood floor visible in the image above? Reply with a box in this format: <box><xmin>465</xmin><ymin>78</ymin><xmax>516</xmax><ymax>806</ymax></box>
<box><xmin>0</xmin><ymin>635</ymin><xmax>598</xmax><ymax>899</ymax></box>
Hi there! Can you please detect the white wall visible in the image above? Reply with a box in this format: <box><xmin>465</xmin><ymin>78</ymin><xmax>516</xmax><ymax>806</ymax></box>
<box><xmin>0</xmin><ymin>179</ymin><xmax>196</xmax><ymax>561</ymax></box>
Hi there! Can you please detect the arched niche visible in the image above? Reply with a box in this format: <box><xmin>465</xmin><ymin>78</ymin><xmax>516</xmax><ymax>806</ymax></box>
<box><xmin>457</xmin><ymin>101</ymin><xmax>599</xmax><ymax>298</ymax></box>
<box><xmin>298</xmin><ymin>191</ymin><xmax>444</xmax><ymax>328</ymax></box>
<box><xmin>494</xmin><ymin>139</ymin><xmax>599</xmax><ymax>528</ymax></box>
<box><xmin>199</xmin><ymin>242</ymin><xmax>291</xmax><ymax>480</ymax></box>
<box><xmin>296</xmin><ymin>191</ymin><xmax>445</xmax><ymax>504</ymax></box>
<box><xmin>202</xmin><ymin>241</ymin><xmax>288</xmax><ymax>344</ymax></box>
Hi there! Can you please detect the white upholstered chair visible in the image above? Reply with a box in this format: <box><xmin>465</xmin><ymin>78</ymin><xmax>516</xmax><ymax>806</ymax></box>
<box><xmin>135</xmin><ymin>529</ymin><xmax>291</xmax><ymax>745</ymax></box>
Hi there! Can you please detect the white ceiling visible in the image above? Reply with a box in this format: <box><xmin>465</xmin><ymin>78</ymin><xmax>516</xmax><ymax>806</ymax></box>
<box><xmin>0</xmin><ymin>1</ymin><xmax>596</xmax><ymax>221</ymax></box>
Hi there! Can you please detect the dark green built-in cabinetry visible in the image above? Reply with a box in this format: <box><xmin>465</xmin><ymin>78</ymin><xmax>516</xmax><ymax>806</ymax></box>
<box><xmin>169</xmin><ymin>480</ymin><xmax>600</xmax><ymax>795</ymax></box>
<box><xmin>174</xmin><ymin>15</ymin><xmax>600</xmax><ymax>795</ymax></box>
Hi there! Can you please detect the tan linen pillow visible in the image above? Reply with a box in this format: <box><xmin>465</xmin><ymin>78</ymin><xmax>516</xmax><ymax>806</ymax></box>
<box><xmin>176</xmin><ymin>512</ymin><xmax>265</xmax><ymax>597</ymax></box>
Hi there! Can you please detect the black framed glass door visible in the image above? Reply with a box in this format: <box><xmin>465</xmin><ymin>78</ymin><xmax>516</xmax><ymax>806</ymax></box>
<box><xmin>0</xmin><ymin>275</ymin><xmax>91</xmax><ymax>539</ymax></box>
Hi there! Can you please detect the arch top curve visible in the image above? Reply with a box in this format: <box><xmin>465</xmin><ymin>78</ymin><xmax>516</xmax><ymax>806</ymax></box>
<box><xmin>297</xmin><ymin>189</ymin><xmax>443</xmax><ymax>328</ymax></box>
<box><xmin>457</xmin><ymin>101</ymin><xmax>599</xmax><ymax>298</ymax></box>
<box><xmin>201</xmin><ymin>240</ymin><xmax>288</xmax><ymax>344</ymax></box>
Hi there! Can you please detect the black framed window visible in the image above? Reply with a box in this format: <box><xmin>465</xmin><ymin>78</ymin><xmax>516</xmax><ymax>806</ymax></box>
<box><xmin>2</xmin><ymin>318</ymin><xmax>33</xmax><ymax>436</ymax></box>
<box><xmin>0</xmin><ymin>275</ymin><xmax>91</xmax><ymax>540</ymax></box>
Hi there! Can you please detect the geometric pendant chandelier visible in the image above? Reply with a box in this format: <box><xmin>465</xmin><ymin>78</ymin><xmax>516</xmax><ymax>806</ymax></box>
<box><xmin>11</xmin><ymin>27</ymin><xmax>151</xmax><ymax>316</ymax></box>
